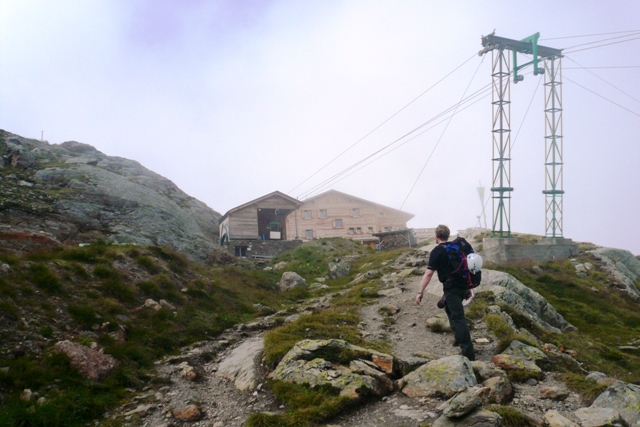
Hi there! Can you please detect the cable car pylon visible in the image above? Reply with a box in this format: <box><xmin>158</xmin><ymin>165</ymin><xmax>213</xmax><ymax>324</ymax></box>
<box><xmin>478</xmin><ymin>32</ymin><xmax>564</xmax><ymax>238</ymax></box>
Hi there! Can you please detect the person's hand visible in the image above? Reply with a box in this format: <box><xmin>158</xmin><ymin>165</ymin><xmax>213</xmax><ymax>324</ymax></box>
<box><xmin>415</xmin><ymin>293</ymin><xmax>423</xmax><ymax>305</ymax></box>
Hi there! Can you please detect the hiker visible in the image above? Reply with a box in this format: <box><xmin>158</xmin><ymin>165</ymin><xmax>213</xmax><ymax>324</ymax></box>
<box><xmin>415</xmin><ymin>224</ymin><xmax>475</xmax><ymax>361</ymax></box>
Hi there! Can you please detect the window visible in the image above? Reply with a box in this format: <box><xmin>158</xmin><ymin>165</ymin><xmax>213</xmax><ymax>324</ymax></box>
<box><xmin>304</xmin><ymin>210</ymin><xmax>312</xmax><ymax>219</ymax></box>
<box><xmin>348</xmin><ymin>228</ymin><xmax>355</xmax><ymax>234</ymax></box>
<box><xmin>305</xmin><ymin>230</ymin><xmax>313</xmax><ymax>239</ymax></box>
<box><xmin>356</xmin><ymin>227</ymin><xmax>362</xmax><ymax>234</ymax></box>
<box><xmin>352</xmin><ymin>208</ymin><xmax>360</xmax><ymax>217</ymax></box>
<box><xmin>234</xmin><ymin>246</ymin><xmax>247</xmax><ymax>257</ymax></box>
<box><xmin>334</xmin><ymin>219</ymin><xmax>343</xmax><ymax>228</ymax></box>
<box><xmin>384</xmin><ymin>227</ymin><xmax>392</xmax><ymax>232</ymax></box>
<box><xmin>319</xmin><ymin>209</ymin><xmax>327</xmax><ymax>218</ymax></box>
<box><xmin>379</xmin><ymin>212</ymin><xmax>384</xmax><ymax>218</ymax></box>
<box><xmin>367</xmin><ymin>227</ymin><xmax>373</xmax><ymax>233</ymax></box>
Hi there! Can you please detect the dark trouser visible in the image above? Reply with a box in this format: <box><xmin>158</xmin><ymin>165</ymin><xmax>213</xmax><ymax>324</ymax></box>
<box><xmin>444</xmin><ymin>286</ymin><xmax>474</xmax><ymax>360</ymax></box>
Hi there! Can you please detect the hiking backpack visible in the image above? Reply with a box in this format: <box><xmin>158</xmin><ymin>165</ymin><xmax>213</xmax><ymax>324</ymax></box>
<box><xmin>444</xmin><ymin>237</ymin><xmax>481</xmax><ymax>288</ymax></box>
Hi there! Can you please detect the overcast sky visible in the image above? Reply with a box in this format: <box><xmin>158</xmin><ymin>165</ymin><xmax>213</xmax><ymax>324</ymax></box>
<box><xmin>1</xmin><ymin>1</ymin><xmax>639</xmax><ymax>255</ymax></box>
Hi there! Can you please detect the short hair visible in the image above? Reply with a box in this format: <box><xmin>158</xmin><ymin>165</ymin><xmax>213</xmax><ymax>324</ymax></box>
<box><xmin>435</xmin><ymin>224</ymin><xmax>450</xmax><ymax>241</ymax></box>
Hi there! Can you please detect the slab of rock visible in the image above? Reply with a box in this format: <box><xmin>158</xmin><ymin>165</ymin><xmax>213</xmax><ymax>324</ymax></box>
<box><xmin>478</xmin><ymin>270</ymin><xmax>577</xmax><ymax>333</ymax></box>
<box><xmin>143</xmin><ymin>299</ymin><xmax>162</xmax><ymax>311</ymax></box>
<box><xmin>328</xmin><ymin>260</ymin><xmax>350</xmax><ymax>279</ymax></box>
<box><xmin>503</xmin><ymin>340</ymin><xmax>551</xmax><ymax>370</ymax></box>
<box><xmin>590</xmin><ymin>380</ymin><xmax>640</xmax><ymax>427</ymax></box>
<box><xmin>269</xmin><ymin>339</ymin><xmax>395</xmax><ymax>400</ymax></box>
<box><xmin>442</xmin><ymin>386</ymin><xmax>485</xmax><ymax>418</ymax></box>
<box><xmin>54</xmin><ymin>340</ymin><xmax>116</xmax><ymax>381</ymax></box>
<box><xmin>585</xmin><ymin>371</ymin><xmax>617</xmax><ymax>387</ymax></box>
<box><xmin>482</xmin><ymin>376</ymin><xmax>513</xmax><ymax>404</ymax></box>
<box><xmin>124</xmin><ymin>404</ymin><xmax>155</xmax><ymax>417</ymax></box>
<box><xmin>491</xmin><ymin>354</ymin><xmax>544</xmax><ymax>382</ymax></box>
<box><xmin>278</xmin><ymin>272</ymin><xmax>307</xmax><ymax>291</ymax></box>
<box><xmin>542</xmin><ymin>343</ymin><xmax>585</xmax><ymax>374</ymax></box>
<box><xmin>432</xmin><ymin>409</ymin><xmax>501</xmax><ymax>427</ymax></box>
<box><xmin>216</xmin><ymin>337</ymin><xmax>264</xmax><ymax>391</ymax></box>
<box><xmin>574</xmin><ymin>407</ymin><xmax>624</xmax><ymax>427</ymax></box>
<box><xmin>177</xmin><ymin>362</ymin><xmax>197</xmax><ymax>381</ymax></box>
<box><xmin>471</xmin><ymin>361</ymin><xmax>507</xmax><ymax>382</ymax></box>
<box><xmin>589</xmin><ymin>247</ymin><xmax>640</xmax><ymax>301</ymax></box>
<box><xmin>0</xmin><ymin>131</ymin><xmax>225</xmax><ymax>263</ymax></box>
<box><xmin>351</xmin><ymin>269</ymin><xmax>378</xmax><ymax>283</ymax></box>
<box><xmin>173</xmin><ymin>404</ymin><xmax>202</xmax><ymax>422</ymax></box>
<box><xmin>401</xmin><ymin>355</ymin><xmax>477</xmax><ymax>398</ymax></box>
<box><xmin>540</xmin><ymin>386</ymin><xmax>569</xmax><ymax>401</ymax></box>
<box><xmin>544</xmin><ymin>410</ymin><xmax>579</xmax><ymax>427</ymax></box>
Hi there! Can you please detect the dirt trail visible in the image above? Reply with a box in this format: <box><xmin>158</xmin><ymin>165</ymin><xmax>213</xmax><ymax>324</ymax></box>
<box><xmin>118</xmin><ymin>273</ymin><xmax>582</xmax><ymax>427</ymax></box>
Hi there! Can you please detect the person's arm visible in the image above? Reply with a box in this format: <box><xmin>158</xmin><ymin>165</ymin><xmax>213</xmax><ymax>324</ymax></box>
<box><xmin>415</xmin><ymin>268</ymin><xmax>435</xmax><ymax>305</ymax></box>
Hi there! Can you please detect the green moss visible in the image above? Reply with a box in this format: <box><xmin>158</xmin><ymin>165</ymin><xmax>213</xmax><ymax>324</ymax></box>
<box><xmin>486</xmin><ymin>405</ymin><xmax>537</xmax><ymax>427</ymax></box>
<box><xmin>246</xmin><ymin>382</ymin><xmax>353</xmax><ymax>427</ymax></box>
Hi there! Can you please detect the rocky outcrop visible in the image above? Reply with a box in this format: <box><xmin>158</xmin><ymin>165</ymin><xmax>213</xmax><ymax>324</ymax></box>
<box><xmin>400</xmin><ymin>355</ymin><xmax>477</xmax><ymax>398</ymax></box>
<box><xmin>216</xmin><ymin>337</ymin><xmax>264</xmax><ymax>391</ymax></box>
<box><xmin>269</xmin><ymin>339</ymin><xmax>395</xmax><ymax>399</ymax></box>
<box><xmin>0</xmin><ymin>131</ymin><xmax>223</xmax><ymax>262</ymax></box>
<box><xmin>328</xmin><ymin>259</ymin><xmax>351</xmax><ymax>279</ymax></box>
<box><xmin>432</xmin><ymin>409</ymin><xmax>501</xmax><ymax>427</ymax></box>
<box><xmin>278</xmin><ymin>272</ymin><xmax>307</xmax><ymax>291</ymax></box>
<box><xmin>590</xmin><ymin>380</ymin><xmax>640</xmax><ymax>427</ymax></box>
<box><xmin>574</xmin><ymin>407</ymin><xmax>625</xmax><ymax>427</ymax></box>
<box><xmin>54</xmin><ymin>340</ymin><xmax>116</xmax><ymax>381</ymax></box>
<box><xmin>589</xmin><ymin>247</ymin><xmax>640</xmax><ymax>302</ymax></box>
<box><xmin>491</xmin><ymin>353</ymin><xmax>544</xmax><ymax>382</ymax></box>
<box><xmin>478</xmin><ymin>270</ymin><xmax>577</xmax><ymax>333</ymax></box>
<box><xmin>503</xmin><ymin>340</ymin><xmax>551</xmax><ymax>370</ymax></box>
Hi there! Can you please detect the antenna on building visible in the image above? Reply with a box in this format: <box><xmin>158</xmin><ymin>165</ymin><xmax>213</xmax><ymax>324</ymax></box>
<box><xmin>477</xmin><ymin>181</ymin><xmax>487</xmax><ymax>229</ymax></box>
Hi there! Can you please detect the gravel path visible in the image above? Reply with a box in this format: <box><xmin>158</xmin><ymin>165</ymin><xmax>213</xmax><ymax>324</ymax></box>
<box><xmin>110</xmin><ymin>270</ymin><xmax>584</xmax><ymax>427</ymax></box>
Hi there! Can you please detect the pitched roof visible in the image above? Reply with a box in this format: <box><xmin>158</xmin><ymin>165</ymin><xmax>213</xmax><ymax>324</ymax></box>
<box><xmin>302</xmin><ymin>189</ymin><xmax>414</xmax><ymax>220</ymax></box>
<box><xmin>220</xmin><ymin>190</ymin><xmax>302</xmax><ymax>221</ymax></box>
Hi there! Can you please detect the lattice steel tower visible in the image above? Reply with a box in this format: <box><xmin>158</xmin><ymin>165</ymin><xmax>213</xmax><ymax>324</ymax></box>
<box><xmin>479</xmin><ymin>33</ymin><xmax>563</xmax><ymax>238</ymax></box>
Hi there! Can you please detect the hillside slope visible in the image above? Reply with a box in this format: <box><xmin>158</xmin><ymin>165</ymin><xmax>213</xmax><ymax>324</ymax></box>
<box><xmin>0</xmin><ymin>130</ymin><xmax>223</xmax><ymax>262</ymax></box>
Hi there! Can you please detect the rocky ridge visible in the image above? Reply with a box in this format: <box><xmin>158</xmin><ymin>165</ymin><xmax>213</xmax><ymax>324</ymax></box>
<box><xmin>84</xmin><ymin>248</ymin><xmax>640</xmax><ymax>427</ymax></box>
<box><xmin>0</xmin><ymin>130</ymin><xmax>224</xmax><ymax>262</ymax></box>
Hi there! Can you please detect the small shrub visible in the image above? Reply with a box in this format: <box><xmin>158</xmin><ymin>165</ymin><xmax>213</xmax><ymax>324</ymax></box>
<box><xmin>69</xmin><ymin>262</ymin><xmax>90</xmax><ymax>279</ymax></box>
<box><xmin>127</xmin><ymin>248</ymin><xmax>141</xmax><ymax>258</ymax></box>
<box><xmin>429</xmin><ymin>320</ymin><xmax>447</xmax><ymax>333</ymax></box>
<box><xmin>99</xmin><ymin>278</ymin><xmax>135</xmax><ymax>303</ymax></box>
<box><xmin>137</xmin><ymin>280</ymin><xmax>163</xmax><ymax>299</ymax></box>
<box><xmin>68</xmin><ymin>305</ymin><xmax>99</xmax><ymax>327</ymax></box>
<box><xmin>27</xmin><ymin>264</ymin><xmax>62</xmax><ymax>293</ymax></box>
<box><xmin>486</xmin><ymin>405</ymin><xmax>536</xmax><ymax>427</ymax></box>
<box><xmin>93</xmin><ymin>265</ymin><xmax>117</xmax><ymax>279</ymax></box>
<box><xmin>136</xmin><ymin>256</ymin><xmax>161</xmax><ymax>274</ymax></box>
<box><xmin>0</xmin><ymin>300</ymin><xmax>19</xmax><ymax>320</ymax></box>
<box><xmin>39</xmin><ymin>327</ymin><xmax>54</xmax><ymax>338</ymax></box>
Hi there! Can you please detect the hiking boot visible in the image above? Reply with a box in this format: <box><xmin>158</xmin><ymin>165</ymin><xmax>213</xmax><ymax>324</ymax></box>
<box><xmin>461</xmin><ymin>351</ymin><xmax>475</xmax><ymax>361</ymax></box>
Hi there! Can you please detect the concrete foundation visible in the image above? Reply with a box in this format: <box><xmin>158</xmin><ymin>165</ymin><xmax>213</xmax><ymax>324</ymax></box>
<box><xmin>481</xmin><ymin>237</ymin><xmax>579</xmax><ymax>264</ymax></box>
<box><xmin>222</xmin><ymin>239</ymin><xmax>302</xmax><ymax>259</ymax></box>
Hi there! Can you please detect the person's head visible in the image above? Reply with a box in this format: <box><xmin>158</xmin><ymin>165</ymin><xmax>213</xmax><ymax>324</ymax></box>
<box><xmin>435</xmin><ymin>224</ymin><xmax>450</xmax><ymax>242</ymax></box>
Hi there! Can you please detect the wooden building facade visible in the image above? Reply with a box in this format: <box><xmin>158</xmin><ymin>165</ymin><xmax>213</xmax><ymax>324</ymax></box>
<box><xmin>284</xmin><ymin>190</ymin><xmax>414</xmax><ymax>242</ymax></box>
<box><xmin>219</xmin><ymin>191</ymin><xmax>302</xmax><ymax>244</ymax></box>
